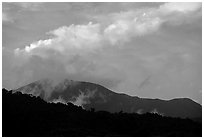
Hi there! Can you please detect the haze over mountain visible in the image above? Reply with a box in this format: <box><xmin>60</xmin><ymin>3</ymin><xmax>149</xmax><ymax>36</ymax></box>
<box><xmin>15</xmin><ymin>78</ymin><xmax>202</xmax><ymax>119</ymax></box>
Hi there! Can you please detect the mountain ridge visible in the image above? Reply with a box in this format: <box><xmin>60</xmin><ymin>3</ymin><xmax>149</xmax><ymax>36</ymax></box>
<box><xmin>14</xmin><ymin>78</ymin><xmax>202</xmax><ymax>120</ymax></box>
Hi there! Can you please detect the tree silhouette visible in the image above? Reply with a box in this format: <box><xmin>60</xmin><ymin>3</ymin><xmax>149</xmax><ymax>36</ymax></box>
<box><xmin>2</xmin><ymin>88</ymin><xmax>202</xmax><ymax>137</ymax></box>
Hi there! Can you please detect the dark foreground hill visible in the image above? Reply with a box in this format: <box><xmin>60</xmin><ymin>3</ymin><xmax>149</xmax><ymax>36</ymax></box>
<box><xmin>15</xmin><ymin>78</ymin><xmax>202</xmax><ymax>120</ymax></box>
<box><xmin>2</xmin><ymin>88</ymin><xmax>202</xmax><ymax>137</ymax></box>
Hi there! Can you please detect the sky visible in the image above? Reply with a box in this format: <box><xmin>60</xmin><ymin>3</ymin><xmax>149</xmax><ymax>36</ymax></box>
<box><xmin>2</xmin><ymin>2</ymin><xmax>202</xmax><ymax>104</ymax></box>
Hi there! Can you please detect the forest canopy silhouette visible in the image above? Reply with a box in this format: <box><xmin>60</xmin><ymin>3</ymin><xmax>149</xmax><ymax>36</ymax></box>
<box><xmin>2</xmin><ymin>88</ymin><xmax>202</xmax><ymax>137</ymax></box>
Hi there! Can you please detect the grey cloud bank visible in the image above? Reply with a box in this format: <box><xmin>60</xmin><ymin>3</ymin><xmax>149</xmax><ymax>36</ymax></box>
<box><xmin>2</xmin><ymin>2</ymin><xmax>202</xmax><ymax>104</ymax></box>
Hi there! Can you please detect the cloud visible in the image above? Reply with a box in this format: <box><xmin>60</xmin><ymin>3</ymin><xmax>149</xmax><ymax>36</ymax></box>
<box><xmin>2</xmin><ymin>4</ymin><xmax>12</xmax><ymax>22</ymax></box>
<box><xmin>70</xmin><ymin>89</ymin><xmax>97</xmax><ymax>107</ymax></box>
<box><xmin>15</xmin><ymin>22</ymin><xmax>102</xmax><ymax>57</ymax></box>
<box><xmin>158</xmin><ymin>2</ymin><xmax>201</xmax><ymax>26</ymax></box>
<box><xmin>136</xmin><ymin>109</ymin><xmax>143</xmax><ymax>114</ymax></box>
<box><xmin>2</xmin><ymin>12</ymin><xmax>13</xmax><ymax>22</ymax></box>
<box><xmin>15</xmin><ymin>2</ymin><xmax>201</xmax><ymax>53</ymax></box>
<box><xmin>52</xmin><ymin>96</ymin><xmax>67</xmax><ymax>105</ymax></box>
<box><xmin>103</xmin><ymin>12</ymin><xmax>162</xmax><ymax>45</ymax></box>
<box><xmin>4</xmin><ymin>2</ymin><xmax>201</xmax><ymax>91</ymax></box>
<box><xmin>2</xmin><ymin>2</ymin><xmax>44</xmax><ymax>23</ymax></box>
<box><xmin>15</xmin><ymin>2</ymin><xmax>201</xmax><ymax>54</ymax></box>
<box><xmin>150</xmin><ymin>108</ymin><xmax>164</xmax><ymax>116</ymax></box>
<box><xmin>14</xmin><ymin>2</ymin><xmax>43</xmax><ymax>11</ymax></box>
<box><xmin>159</xmin><ymin>2</ymin><xmax>201</xmax><ymax>14</ymax></box>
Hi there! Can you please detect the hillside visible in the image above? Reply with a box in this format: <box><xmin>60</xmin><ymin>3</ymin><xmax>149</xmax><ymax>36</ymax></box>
<box><xmin>15</xmin><ymin>78</ymin><xmax>202</xmax><ymax>119</ymax></box>
<box><xmin>3</xmin><ymin>88</ymin><xmax>202</xmax><ymax>137</ymax></box>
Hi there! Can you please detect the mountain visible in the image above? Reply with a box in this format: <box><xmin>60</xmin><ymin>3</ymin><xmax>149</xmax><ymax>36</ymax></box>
<box><xmin>14</xmin><ymin>78</ymin><xmax>202</xmax><ymax>120</ymax></box>
<box><xmin>2</xmin><ymin>88</ymin><xmax>202</xmax><ymax>137</ymax></box>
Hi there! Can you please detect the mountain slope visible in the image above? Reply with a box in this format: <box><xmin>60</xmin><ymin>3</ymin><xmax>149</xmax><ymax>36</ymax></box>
<box><xmin>2</xmin><ymin>88</ymin><xmax>202</xmax><ymax>137</ymax></box>
<box><xmin>14</xmin><ymin>78</ymin><xmax>202</xmax><ymax>119</ymax></box>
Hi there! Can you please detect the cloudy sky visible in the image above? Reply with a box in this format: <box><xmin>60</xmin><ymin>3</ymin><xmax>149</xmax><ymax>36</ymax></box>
<box><xmin>2</xmin><ymin>2</ymin><xmax>202</xmax><ymax>104</ymax></box>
